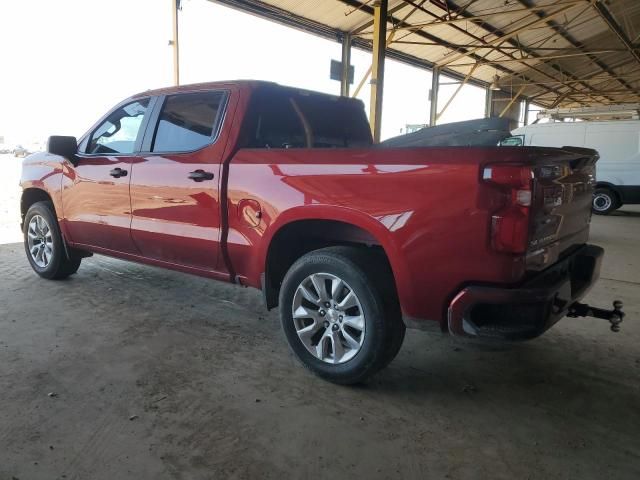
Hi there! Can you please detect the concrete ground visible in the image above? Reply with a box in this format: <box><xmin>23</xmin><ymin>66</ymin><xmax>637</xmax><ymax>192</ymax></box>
<box><xmin>1</xmin><ymin>153</ymin><xmax>639</xmax><ymax>479</ymax></box>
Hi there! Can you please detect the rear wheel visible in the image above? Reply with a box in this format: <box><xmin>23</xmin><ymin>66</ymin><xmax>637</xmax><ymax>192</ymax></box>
<box><xmin>279</xmin><ymin>246</ymin><xmax>404</xmax><ymax>385</ymax></box>
<box><xmin>23</xmin><ymin>201</ymin><xmax>81</xmax><ymax>279</ymax></box>
<box><xmin>592</xmin><ymin>188</ymin><xmax>620</xmax><ymax>215</ymax></box>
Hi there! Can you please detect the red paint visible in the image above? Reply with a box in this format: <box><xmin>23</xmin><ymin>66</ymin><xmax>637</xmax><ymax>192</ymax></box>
<box><xmin>20</xmin><ymin>81</ymin><xmax>597</xmax><ymax>332</ymax></box>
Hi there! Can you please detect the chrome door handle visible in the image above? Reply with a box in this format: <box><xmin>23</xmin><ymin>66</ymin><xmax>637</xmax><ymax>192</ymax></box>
<box><xmin>109</xmin><ymin>168</ymin><xmax>128</xmax><ymax>178</ymax></box>
<box><xmin>188</xmin><ymin>170</ymin><xmax>214</xmax><ymax>182</ymax></box>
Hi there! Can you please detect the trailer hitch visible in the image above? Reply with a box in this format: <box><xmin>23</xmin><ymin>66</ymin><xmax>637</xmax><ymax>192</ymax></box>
<box><xmin>567</xmin><ymin>300</ymin><xmax>625</xmax><ymax>332</ymax></box>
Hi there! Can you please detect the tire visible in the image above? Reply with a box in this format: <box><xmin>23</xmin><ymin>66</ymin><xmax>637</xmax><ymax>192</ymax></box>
<box><xmin>592</xmin><ymin>187</ymin><xmax>620</xmax><ymax>215</ymax></box>
<box><xmin>23</xmin><ymin>201</ymin><xmax>81</xmax><ymax>279</ymax></box>
<box><xmin>279</xmin><ymin>246</ymin><xmax>404</xmax><ymax>385</ymax></box>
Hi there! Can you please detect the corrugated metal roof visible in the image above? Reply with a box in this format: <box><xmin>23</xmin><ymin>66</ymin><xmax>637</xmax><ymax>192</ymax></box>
<box><xmin>210</xmin><ymin>0</ymin><xmax>640</xmax><ymax>108</ymax></box>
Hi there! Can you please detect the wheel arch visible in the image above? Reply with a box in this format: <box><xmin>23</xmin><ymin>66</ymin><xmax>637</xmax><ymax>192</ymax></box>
<box><xmin>260</xmin><ymin>207</ymin><xmax>408</xmax><ymax>312</ymax></box>
<box><xmin>21</xmin><ymin>188</ymin><xmax>55</xmax><ymax>228</ymax></box>
<box><xmin>594</xmin><ymin>182</ymin><xmax>622</xmax><ymax>204</ymax></box>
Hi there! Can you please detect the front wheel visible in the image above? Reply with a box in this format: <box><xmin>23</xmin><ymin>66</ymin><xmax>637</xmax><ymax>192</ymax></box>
<box><xmin>23</xmin><ymin>201</ymin><xmax>81</xmax><ymax>279</ymax></box>
<box><xmin>279</xmin><ymin>246</ymin><xmax>404</xmax><ymax>385</ymax></box>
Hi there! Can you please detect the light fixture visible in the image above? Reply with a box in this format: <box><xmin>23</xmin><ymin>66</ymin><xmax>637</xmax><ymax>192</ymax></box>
<box><xmin>490</xmin><ymin>74</ymin><xmax>501</xmax><ymax>91</ymax></box>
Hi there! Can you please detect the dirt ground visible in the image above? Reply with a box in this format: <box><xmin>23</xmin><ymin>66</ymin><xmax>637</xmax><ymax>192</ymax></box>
<box><xmin>0</xmin><ymin>154</ymin><xmax>639</xmax><ymax>479</ymax></box>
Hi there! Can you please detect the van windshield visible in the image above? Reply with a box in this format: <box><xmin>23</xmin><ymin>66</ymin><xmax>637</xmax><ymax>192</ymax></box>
<box><xmin>239</xmin><ymin>87</ymin><xmax>373</xmax><ymax>149</ymax></box>
<box><xmin>499</xmin><ymin>135</ymin><xmax>524</xmax><ymax>146</ymax></box>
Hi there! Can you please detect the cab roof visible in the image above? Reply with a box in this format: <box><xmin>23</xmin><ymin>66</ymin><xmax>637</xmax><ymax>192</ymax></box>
<box><xmin>130</xmin><ymin>80</ymin><xmax>361</xmax><ymax>106</ymax></box>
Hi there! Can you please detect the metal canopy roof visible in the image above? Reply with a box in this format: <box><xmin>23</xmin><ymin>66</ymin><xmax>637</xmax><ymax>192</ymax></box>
<box><xmin>211</xmin><ymin>0</ymin><xmax>640</xmax><ymax>108</ymax></box>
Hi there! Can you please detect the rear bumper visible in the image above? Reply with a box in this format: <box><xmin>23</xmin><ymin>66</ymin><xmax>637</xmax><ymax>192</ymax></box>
<box><xmin>448</xmin><ymin>244</ymin><xmax>604</xmax><ymax>340</ymax></box>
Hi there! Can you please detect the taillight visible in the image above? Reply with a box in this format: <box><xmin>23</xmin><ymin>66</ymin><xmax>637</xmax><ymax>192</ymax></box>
<box><xmin>483</xmin><ymin>164</ymin><xmax>533</xmax><ymax>254</ymax></box>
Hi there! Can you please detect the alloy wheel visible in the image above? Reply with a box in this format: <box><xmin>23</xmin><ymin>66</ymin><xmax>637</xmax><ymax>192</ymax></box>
<box><xmin>291</xmin><ymin>273</ymin><xmax>366</xmax><ymax>364</ymax></box>
<box><xmin>27</xmin><ymin>214</ymin><xmax>54</xmax><ymax>268</ymax></box>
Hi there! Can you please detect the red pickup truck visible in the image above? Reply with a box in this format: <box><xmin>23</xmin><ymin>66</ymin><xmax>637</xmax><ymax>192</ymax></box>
<box><xmin>20</xmin><ymin>81</ymin><xmax>621</xmax><ymax>384</ymax></box>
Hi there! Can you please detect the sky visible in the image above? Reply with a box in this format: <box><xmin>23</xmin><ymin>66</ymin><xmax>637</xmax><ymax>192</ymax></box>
<box><xmin>0</xmin><ymin>0</ymin><xmax>487</xmax><ymax>145</ymax></box>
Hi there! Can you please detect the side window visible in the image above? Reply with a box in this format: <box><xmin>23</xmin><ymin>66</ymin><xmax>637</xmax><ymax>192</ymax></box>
<box><xmin>88</xmin><ymin>99</ymin><xmax>149</xmax><ymax>155</ymax></box>
<box><xmin>240</xmin><ymin>91</ymin><xmax>306</xmax><ymax>149</ymax></box>
<box><xmin>77</xmin><ymin>136</ymin><xmax>89</xmax><ymax>154</ymax></box>
<box><xmin>152</xmin><ymin>91</ymin><xmax>226</xmax><ymax>153</ymax></box>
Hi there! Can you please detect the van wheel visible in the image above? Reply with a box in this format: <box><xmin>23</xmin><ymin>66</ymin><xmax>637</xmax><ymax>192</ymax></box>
<box><xmin>279</xmin><ymin>246</ymin><xmax>404</xmax><ymax>385</ymax></box>
<box><xmin>592</xmin><ymin>188</ymin><xmax>620</xmax><ymax>215</ymax></box>
<box><xmin>23</xmin><ymin>201</ymin><xmax>81</xmax><ymax>279</ymax></box>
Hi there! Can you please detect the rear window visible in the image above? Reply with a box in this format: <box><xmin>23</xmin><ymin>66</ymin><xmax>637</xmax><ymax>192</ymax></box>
<box><xmin>152</xmin><ymin>91</ymin><xmax>226</xmax><ymax>153</ymax></box>
<box><xmin>240</xmin><ymin>88</ymin><xmax>372</xmax><ymax>149</ymax></box>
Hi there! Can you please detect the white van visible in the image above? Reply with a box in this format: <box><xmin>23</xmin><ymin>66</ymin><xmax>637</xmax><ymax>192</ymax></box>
<box><xmin>507</xmin><ymin>120</ymin><xmax>640</xmax><ymax>214</ymax></box>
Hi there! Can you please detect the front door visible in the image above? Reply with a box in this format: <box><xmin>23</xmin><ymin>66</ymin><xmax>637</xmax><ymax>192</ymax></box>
<box><xmin>63</xmin><ymin>98</ymin><xmax>153</xmax><ymax>253</ymax></box>
<box><xmin>129</xmin><ymin>89</ymin><xmax>231</xmax><ymax>271</ymax></box>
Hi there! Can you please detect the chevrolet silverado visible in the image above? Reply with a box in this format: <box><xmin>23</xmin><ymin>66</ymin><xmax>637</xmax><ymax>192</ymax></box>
<box><xmin>20</xmin><ymin>81</ymin><xmax>623</xmax><ymax>384</ymax></box>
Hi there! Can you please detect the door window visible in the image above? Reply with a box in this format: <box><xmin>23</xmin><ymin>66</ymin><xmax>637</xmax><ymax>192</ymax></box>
<box><xmin>151</xmin><ymin>91</ymin><xmax>227</xmax><ymax>153</ymax></box>
<box><xmin>240</xmin><ymin>90</ymin><xmax>306</xmax><ymax>148</ymax></box>
<box><xmin>88</xmin><ymin>99</ymin><xmax>149</xmax><ymax>155</ymax></box>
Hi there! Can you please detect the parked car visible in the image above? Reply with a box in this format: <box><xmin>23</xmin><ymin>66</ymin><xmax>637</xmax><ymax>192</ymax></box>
<box><xmin>13</xmin><ymin>145</ymin><xmax>29</xmax><ymax>157</ymax></box>
<box><xmin>505</xmin><ymin>120</ymin><xmax>640</xmax><ymax>214</ymax></box>
<box><xmin>20</xmin><ymin>81</ymin><xmax>620</xmax><ymax>384</ymax></box>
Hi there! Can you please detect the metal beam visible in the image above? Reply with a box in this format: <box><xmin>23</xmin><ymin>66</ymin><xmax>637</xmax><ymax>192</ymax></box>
<box><xmin>497</xmin><ymin>74</ymin><xmax>640</xmax><ymax>88</ymax></box>
<box><xmin>369</xmin><ymin>0</ymin><xmax>387</xmax><ymax>143</ymax></box>
<box><xmin>351</xmin><ymin>1</ymin><xmax>424</xmax><ymax>98</ymax></box>
<box><xmin>450</xmin><ymin>50</ymin><xmax>621</xmax><ymax>67</ymax></box>
<box><xmin>213</xmin><ymin>0</ymin><xmax>612</xmax><ymax>108</ymax></box>
<box><xmin>515</xmin><ymin>0</ymin><xmax>638</xmax><ymax>99</ymax></box>
<box><xmin>340</xmin><ymin>33</ymin><xmax>352</xmax><ymax>97</ymax></box>
<box><xmin>171</xmin><ymin>0</ymin><xmax>180</xmax><ymax>85</ymax></box>
<box><xmin>391</xmin><ymin>0</ymin><xmax>582</xmax><ymax>104</ymax></box>
<box><xmin>593</xmin><ymin>1</ymin><xmax>640</xmax><ymax>69</ymax></box>
<box><xmin>429</xmin><ymin>67</ymin><xmax>440</xmax><ymax>126</ymax></box>
<box><xmin>499</xmin><ymin>85</ymin><xmax>527</xmax><ymax>118</ymax></box>
<box><xmin>437</xmin><ymin>2</ymin><xmax>579</xmax><ymax>67</ymax></box>
<box><xmin>366</xmin><ymin>1</ymin><xmax>586</xmax><ymax>31</ymax></box>
<box><xmin>342</xmin><ymin>0</ymin><xmax>577</xmax><ymax>107</ymax></box>
<box><xmin>436</xmin><ymin>63</ymin><xmax>478</xmax><ymax>121</ymax></box>
<box><xmin>341</xmin><ymin>0</ymin><xmax>560</xmax><ymax>101</ymax></box>
<box><xmin>350</xmin><ymin>1</ymin><xmax>413</xmax><ymax>35</ymax></box>
<box><xmin>390</xmin><ymin>41</ymin><xmax>628</xmax><ymax>52</ymax></box>
<box><xmin>485</xmin><ymin>87</ymin><xmax>493</xmax><ymax>118</ymax></box>
<box><xmin>439</xmin><ymin>0</ymin><xmax>608</xmax><ymax>106</ymax></box>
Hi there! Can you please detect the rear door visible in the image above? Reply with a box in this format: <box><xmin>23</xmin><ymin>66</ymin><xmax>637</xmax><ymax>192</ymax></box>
<box><xmin>129</xmin><ymin>89</ymin><xmax>231</xmax><ymax>271</ymax></box>
<box><xmin>63</xmin><ymin>97</ymin><xmax>154</xmax><ymax>253</ymax></box>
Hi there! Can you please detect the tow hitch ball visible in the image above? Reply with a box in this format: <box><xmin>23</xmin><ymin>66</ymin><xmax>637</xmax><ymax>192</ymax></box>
<box><xmin>567</xmin><ymin>300</ymin><xmax>625</xmax><ymax>332</ymax></box>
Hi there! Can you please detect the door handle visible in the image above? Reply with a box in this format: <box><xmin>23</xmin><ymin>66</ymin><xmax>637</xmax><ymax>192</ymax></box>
<box><xmin>188</xmin><ymin>170</ymin><xmax>214</xmax><ymax>182</ymax></box>
<box><xmin>109</xmin><ymin>168</ymin><xmax>128</xmax><ymax>178</ymax></box>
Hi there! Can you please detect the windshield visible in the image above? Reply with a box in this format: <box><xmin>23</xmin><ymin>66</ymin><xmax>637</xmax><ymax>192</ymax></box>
<box><xmin>499</xmin><ymin>135</ymin><xmax>524</xmax><ymax>146</ymax></box>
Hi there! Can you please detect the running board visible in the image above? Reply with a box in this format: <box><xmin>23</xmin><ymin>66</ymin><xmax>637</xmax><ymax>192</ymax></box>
<box><xmin>567</xmin><ymin>300</ymin><xmax>625</xmax><ymax>332</ymax></box>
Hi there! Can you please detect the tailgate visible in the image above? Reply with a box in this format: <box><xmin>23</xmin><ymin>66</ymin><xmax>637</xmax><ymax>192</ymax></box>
<box><xmin>527</xmin><ymin>146</ymin><xmax>598</xmax><ymax>270</ymax></box>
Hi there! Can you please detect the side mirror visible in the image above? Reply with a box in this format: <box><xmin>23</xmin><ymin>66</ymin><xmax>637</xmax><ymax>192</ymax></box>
<box><xmin>47</xmin><ymin>136</ymin><xmax>78</xmax><ymax>165</ymax></box>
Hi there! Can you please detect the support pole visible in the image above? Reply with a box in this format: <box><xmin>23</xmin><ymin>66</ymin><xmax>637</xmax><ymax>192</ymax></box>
<box><xmin>485</xmin><ymin>87</ymin><xmax>493</xmax><ymax>118</ymax></box>
<box><xmin>340</xmin><ymin>33</ymin><xmax>352</xmax><ymax>97</ymax></box>
<box><xmin>523</xmin><ymin>99</ymin><xmax>530</xmax><ymax>125</ymax></box>
<box><xmin>429</xmin><ymin>67</ymin><xmax>440</xmax><ymax>126</ymax></box>
<box><xmin>171</xmin><ymin>0</ymin><xmax>180</xmax><ymax>86</ymax></box>
<box><xmin>369</xmin><ymin>0</ymin><xmax>388</xmax><ymax>143</ymax></box>
<box><xmin>351</xmin><ymin>1</ymin><xmax>420</xmax><ymax>100</ymax></box>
